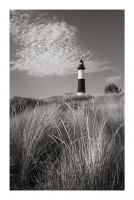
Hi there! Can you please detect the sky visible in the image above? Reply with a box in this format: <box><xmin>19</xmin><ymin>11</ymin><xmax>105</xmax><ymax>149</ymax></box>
<box><xmin>10</xmin><ymin>10</ymin><xmax>124</xmax><ymax>98</ymax></box>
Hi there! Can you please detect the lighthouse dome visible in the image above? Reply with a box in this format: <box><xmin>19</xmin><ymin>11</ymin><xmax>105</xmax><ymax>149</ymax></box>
<box><xmin>77</xmin><ymin>59</ymin><xmax>85</xmax><ymax>70</ymax></box>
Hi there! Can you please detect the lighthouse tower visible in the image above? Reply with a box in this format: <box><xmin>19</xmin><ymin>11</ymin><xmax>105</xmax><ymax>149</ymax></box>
<box><xmin>77</xmin><ymin>59</ymin><xmax>86</xmax><ymax>96</ymax></box>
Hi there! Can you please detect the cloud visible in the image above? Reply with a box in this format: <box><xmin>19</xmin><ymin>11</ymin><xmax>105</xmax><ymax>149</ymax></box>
<box><xmin>104</xmin><ymin>75</ymin><xmax>122</xmax><ymax>83</ymax></box>
<box><xmin>10</xmin><ymin>10</ymin><xmax>111</xmax><ymax>77</ymax></box>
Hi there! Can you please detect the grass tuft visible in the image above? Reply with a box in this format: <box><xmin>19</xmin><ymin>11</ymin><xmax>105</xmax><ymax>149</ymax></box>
<box><xmin>10</xmin><ymin>94</ymin><xmax>124</xmax><ymax>190</ymax></box>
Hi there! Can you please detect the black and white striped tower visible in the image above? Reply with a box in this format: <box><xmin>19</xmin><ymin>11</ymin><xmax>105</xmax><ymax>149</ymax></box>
<box><xmin>77</xmin><ymin>59</ymin><xmax>86</xmax><ymax>95</ymax></box>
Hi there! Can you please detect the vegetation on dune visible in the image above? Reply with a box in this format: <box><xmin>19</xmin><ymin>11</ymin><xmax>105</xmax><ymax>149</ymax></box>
<box><xmin>10</xmin><ymin>94</ymin><xmax>124</xmax><ymax>190</ymax></box>
<box><xmin>10</xmin><ymin>95</ymin><xmax>92</xmax><ymax>117</ymax></box>
<box><xmin>104</xmin><ymin>83</ymin><xmax>122</xmax><ymax>94</ymax></box>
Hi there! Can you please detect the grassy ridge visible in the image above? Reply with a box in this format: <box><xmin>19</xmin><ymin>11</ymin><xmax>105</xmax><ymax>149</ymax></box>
<box><xmin>10</xmin><ymin>94</ymin><xmax>124</xmax><ymax>190</ymax></box>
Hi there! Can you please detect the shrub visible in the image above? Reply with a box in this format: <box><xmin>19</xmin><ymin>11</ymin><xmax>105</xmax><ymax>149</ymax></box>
<box><xmin>104</xmin><ymin>83</ymin><xmax>121</xmax><ymax>94</ymax></box>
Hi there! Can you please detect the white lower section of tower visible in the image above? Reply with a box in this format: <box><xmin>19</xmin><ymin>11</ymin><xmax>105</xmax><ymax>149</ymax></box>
<box><xmin>78</xmin><ymin>70</ymin><xmax>85</xmax><ymax>79</ymax></box>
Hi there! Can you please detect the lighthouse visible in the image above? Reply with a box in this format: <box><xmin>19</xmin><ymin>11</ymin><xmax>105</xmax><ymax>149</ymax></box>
<box><xmin>77</xmin><ymin>59</ymin><xmax>86</xmax><ymax>95</ymax></box>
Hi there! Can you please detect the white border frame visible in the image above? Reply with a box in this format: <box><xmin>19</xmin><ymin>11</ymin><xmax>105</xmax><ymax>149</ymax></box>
<box><xmin>0</xmin><ymin>0</ymin><xmax>134</xmax><ymax>199</ymax></box>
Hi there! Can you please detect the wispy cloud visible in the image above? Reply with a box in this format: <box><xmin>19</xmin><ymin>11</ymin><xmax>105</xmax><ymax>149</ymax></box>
<box><xmin>10</xmin><ymin>10</ymin><xmax>111</xmax><ymax>77</ymax></box>
<box><xmin>104</xmin><ymin>75</ymin><xmax>122</xmax><ymax>83</ymax></box>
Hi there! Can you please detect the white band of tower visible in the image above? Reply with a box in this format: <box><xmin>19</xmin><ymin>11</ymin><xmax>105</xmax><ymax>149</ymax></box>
<box><xmin>77</xmin><ymin>59</ymin><xmax>86</xmax><ymax>95</ymax></box>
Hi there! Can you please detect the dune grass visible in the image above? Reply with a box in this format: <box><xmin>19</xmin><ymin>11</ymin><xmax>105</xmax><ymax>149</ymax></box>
<box><xmin>10</xmin><ymin>94</ymin><xmax>124</xmax><ymax>190</ymax></box>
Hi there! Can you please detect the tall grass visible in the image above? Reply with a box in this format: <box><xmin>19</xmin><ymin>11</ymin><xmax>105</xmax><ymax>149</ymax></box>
<box><xmin>10</xmin><ymin>94</ymin><xmax>124</xmax><ymax>190</ymax></box>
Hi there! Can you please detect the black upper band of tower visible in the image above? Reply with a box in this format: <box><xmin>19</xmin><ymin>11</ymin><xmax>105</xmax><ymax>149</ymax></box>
<box><xmin>77</xmin><ymin>59</ymin><xmax>85</xmax><ymax>70</ymax></box>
